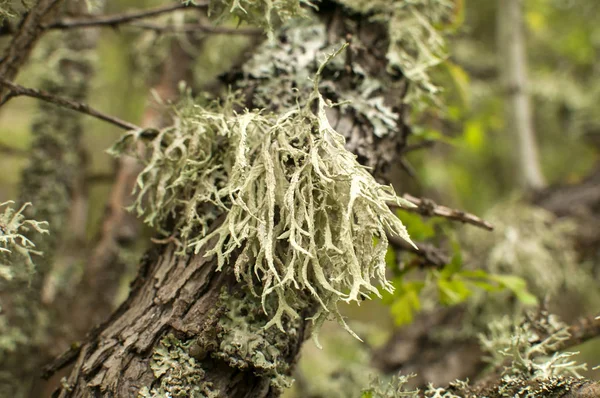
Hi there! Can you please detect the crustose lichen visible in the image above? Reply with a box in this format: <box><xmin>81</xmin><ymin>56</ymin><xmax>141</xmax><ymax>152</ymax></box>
<box><xmin>110</xmin><ymin>47</ymin><xmax>415</xmax><ymax>343</ymax></box>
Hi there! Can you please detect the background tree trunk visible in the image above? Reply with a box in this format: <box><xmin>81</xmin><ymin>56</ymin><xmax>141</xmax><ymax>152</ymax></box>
<box><xmin>498</xmin><ymin>0</ymin><xmax>546</xmax><ymax>190</ymax></box>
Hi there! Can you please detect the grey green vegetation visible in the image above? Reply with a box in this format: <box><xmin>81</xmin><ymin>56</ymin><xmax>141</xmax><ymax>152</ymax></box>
<box><xmin>111</xmin><ymin>48</ymin><xmax>416</xmax><ymax>345</ymax></box>
<box><xmin>0</xmin><ymin>201</ymin><xmax>48</xmax><ymax>282</ymax></box>
<box><xmin>1</xmin><ymin>0</ymin><xmax>599</xmax><ymax>396</ymax></box>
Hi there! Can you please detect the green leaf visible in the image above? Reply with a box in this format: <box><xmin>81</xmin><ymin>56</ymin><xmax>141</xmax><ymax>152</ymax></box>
<box><xmin>389</xmin><ymin>281</ymin><xmax>424</xmax><ymax>326</ymax></box>
<box><xmin>395</xmin><ymin>211</ymin><xmax>436</xmax><ymax>241</ymax></box>
<box><xmin>437</xmin><ymin>278</ymin><xmax>471</xmax><ymax>306</ymax></box>
<box><xmin>489</xmin><ymin>275</ymin><xmax>539</xmax><ymax>306</ymax></box>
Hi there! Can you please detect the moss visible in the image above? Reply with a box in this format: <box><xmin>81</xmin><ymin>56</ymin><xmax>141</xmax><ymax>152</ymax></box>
<box><xmin>139</xmin><ymin>334</ymin><xmax>220</xmax><ymax>398</ymax></box>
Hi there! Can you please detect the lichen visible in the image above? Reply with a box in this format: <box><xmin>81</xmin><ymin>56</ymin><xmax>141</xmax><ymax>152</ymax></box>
<box><xmin>110</xmin><ymin>47</ymin><xmax>415</xmax><ymax>343</ymax></box>
<box><xmin>462</xmin><ymin>198</ymin><xmax>596</xmax><ymax>301</ymax></box>
<box><xmin>241</xmin><ymin>20</ymin><xmax>401</xmax><ymax>140</ymax></box>
<box><xmin>215</xmin><ymin>287</ymin><xmax>301</xmax><ymax>391</ymax></box>
<box><xmin>479</xmin><ymin>311</ymin><xmax>587</xmax><ymax>380</ymax></box>
<box><xmin>185</xmin><ymin>0</ymin><xmax>315</xmax><ymax>37</ymax></box>
<box><xmin>0</xmin><ymin>201</ymin><xmax>49</xmax><ymax>282</ymax></box>
<box><xmin>139</xmin><ymin>334</ymin><xmax>219</xmax><ymax>398</ymax></box>
<box><xmin>0</xmin><ymin>0</ymin><xmax>31</xmax><ymax>23</ymax></box>
<box><xmin>339</xmin><ymin>0</ymin><xmax>454</xmax><ymax>103</ymax></box>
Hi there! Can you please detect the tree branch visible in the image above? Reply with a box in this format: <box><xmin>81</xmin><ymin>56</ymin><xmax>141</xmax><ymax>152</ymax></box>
<box><xmin>387</xmin><ymin>234</ymin><xmax>450</xmax><ymax>268</ymax></box>
<box><xmin>391</xmin><ymin>193</ymin><xmax>494</xmax><ymax>231</ymax></box>
<box><xmin>128</xmin><ymin>21</ymin><xmax>262</xmax><ymax>35</ymax></box>
<box><xmin>0</xmin><ymin>142</ymin><xmax>27</xmax><ymax>156</ymax></box>
<box><xmin>0</xmin><ymin>78</ymin><xmax>141</xmax><ymax>131</ymax></box>
<box><xmin>43</xmin><ymin>2</ymin><xmax>208</xmax><ymax>30</ymax></box>
<box><xmin>0</xmin><ymin>0</ymin><xmax>66</xmax><ymax>102</ymax></box>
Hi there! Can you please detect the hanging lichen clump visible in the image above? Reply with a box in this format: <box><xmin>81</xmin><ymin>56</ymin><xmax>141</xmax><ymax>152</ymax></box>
<box><xmin>111</xmin><ymin>49</ymin><xmax>415</xmax><ymax>341</ymax></box>
<box><xmin>0</xmin><ymin>201</ymin><xmax>48</xmax><ymax>358</ymax></box>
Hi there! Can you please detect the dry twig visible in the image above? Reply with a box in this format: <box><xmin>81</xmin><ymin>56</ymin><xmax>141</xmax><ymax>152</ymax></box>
<box><xmin>391</xmin><ymin>193</ymin><xmax>494</xmax><ymax>231</ymax></box>
<box><xmin>0</xmin><ymin>78</ymin><xmax>141</xmax><ymax>131</ymax></box>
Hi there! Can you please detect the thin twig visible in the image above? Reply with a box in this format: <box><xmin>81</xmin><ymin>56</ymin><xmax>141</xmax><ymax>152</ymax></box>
<box><xmin>128</xmin><ymin>22</ymin><xmax>262</xmax><ymax>35</ymax></box>
<box><xmin>387</xmin><ymin>234</ymin><xmax>450</xmax><ymax>268</ymax></box>
<box><xmin>391</xmin><ymin>193</ymin><xmax>494</xmax><ymax>231</ymax></box>
<box><xmin>0</xmin><ymin>0</ymin><xmax>65</xmax><ymax>102</ymax></box>
<box><xmin>0</xmin><ymin>142</ymin><xmax>27</xmax><ymax>156</ymax></box>
<box><xmin>556</xmin><ymin>315</ymin><xmax>600</xmax><ymax>353</ymax></box>
<box><xmin>0</xmin><ymin>78</ymin><xmax>141</xmax><ymax>131</ymax></box>
<box><xmin>43</xmin><ymin>2</ymin><xmax>208</xmax><ymax>30</ymax></box>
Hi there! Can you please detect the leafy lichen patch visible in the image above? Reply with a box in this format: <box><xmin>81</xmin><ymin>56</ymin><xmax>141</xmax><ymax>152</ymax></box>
<box><xmin>215</xmin><ymin>287</ymin><xmax>301</xmax><ymax>391</ymax></box>
<box><xmin>139</xmin><ymin>334</ymin><xmax>219</xmax><ymax>398</ymax></box>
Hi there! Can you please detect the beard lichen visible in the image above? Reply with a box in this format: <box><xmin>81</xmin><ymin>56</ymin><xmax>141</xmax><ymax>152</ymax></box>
<box><xmin>111</xmin><ymin>47</ymin><xmax>415</xmax><ymax>344</ymax></box>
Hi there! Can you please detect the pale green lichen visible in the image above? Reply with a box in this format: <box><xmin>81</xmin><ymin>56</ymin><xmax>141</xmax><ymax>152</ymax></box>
<box><xmin>185</xmin><ymin>0</ymin><xmax>314</xmax><ymax>37</ymax></box>
<box><xmin>111</xmin><ymin>48</ymin><xmax>415</xmax><ymax>343</ymax></box>
<box><xmin>241</xmin><ymin>20</ymin><xmax>401</xmax><ymax>140</ymax></box>
<box><xmin>0</xmin><ymin>201</ymin><xmax>48</xmax><ymax>282</ymax></box>
<box><xmin>0</xmin><ymin>0</ymin><xmax>30</xmax><ymax>23</ymax></box>
<box><xmin>215</xmin><ymin>288</ymin><xmax>300</xmax><ymax>390</ymax></box>
<box><xmin>139</xmin><ymin>334</ymin><xmax>219</xmax><ymax>398</ymax></box>
<box><xmin>479</xmin><ymin>312</ymin><xmax>587</xmax><ymax>380</ymax></box>
<box><xmin>340</xmin><ymin>0</ymin><xmax>454</xmax><ymax>102</ymax></box>
<box><xmin>462</xmin><ymin>198</ymin><xmax>596</xmax><ymax>300</ymax></box>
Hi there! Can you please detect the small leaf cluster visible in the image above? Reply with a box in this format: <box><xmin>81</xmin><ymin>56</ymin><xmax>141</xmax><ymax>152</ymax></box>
<box><xmin>383</xmin><ymin>216</ymin><xmax>537</xmax><ymax>326</ymax></box>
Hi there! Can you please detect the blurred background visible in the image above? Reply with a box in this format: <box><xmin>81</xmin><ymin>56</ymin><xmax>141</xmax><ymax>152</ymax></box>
<box><xmin>1</xmin><ymin>0</ymin><xmax>599</xmax><ymax>396</ymax></box>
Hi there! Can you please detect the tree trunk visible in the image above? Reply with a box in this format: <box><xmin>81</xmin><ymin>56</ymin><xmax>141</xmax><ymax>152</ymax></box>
<box><xmin>498</xmin><ymin>0</ymin><xmax>546</xmax><ymax>190</ymax></box>
<box><xmin>52</xmin><ymin>3</ymin><xmax>414</xmax><ymax>396</ymax></box>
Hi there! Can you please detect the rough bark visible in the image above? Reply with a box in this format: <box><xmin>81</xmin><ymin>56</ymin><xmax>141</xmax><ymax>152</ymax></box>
<box><xmin>67</xmin><ymin>32</ymin><xmax>201</xmax><ymax>346</ymax></box>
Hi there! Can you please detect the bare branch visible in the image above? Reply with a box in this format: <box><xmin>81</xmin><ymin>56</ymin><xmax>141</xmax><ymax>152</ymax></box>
<box><xmin>0</xmin><ymin>0</ymin><xmax>66</xmax><ymax>102</ymax></box>
<box><xmin>391</xmin><ymin>193</ymin><xmax>494</xmax><ymax>231</ymax></box>
<box><xmin>128</xmin><ymin>22</ymin><xmax>262</xmax><ymax>35</ymax></box>
<box><xmin>43</xmin><ymin>2</ymin><xmax>208</xmax><ymax>30</ymax></box>
<box><xmin>388</xmin><ymin>234</ymin><xmax>450</xmax><ymax>268</ymax></box>
<box><xmin>0</xmin><ymin>142</ymin><xmax>27</xmax><ymax>156</ymax></box>
<box><xmin>0</xmin><ymin>78</ymin><xmax>141</xmax><ymax>131</ymax></box>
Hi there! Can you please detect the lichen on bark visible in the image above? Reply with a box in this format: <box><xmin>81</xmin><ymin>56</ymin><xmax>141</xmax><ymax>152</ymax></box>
<box><xmin>111</xmin><ymin>47</ymin><xmax>415</xmax><ymax>344</ymax></box>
